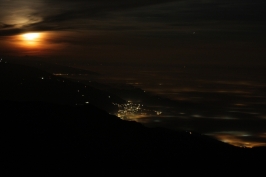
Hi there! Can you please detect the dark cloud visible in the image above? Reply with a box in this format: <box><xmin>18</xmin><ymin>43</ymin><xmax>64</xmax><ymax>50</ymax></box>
<box><xmin>0</xmin><ymin>28</ymin><xmax>25</xmax><ymax>36</ymax></box>
<box><xmin>187</xmin><ymin>1</ymin><xmax>266</xmax><ymax>22</ymax></box>
<box><xmin>0</xmin><ymin>0</ymin><xmax>265</xmax><ymax>63</ymax></box>
<box><xmin>0</xmin><ymin>0</ymin><xmax>177</xmax><ymax>35</ymax></box>
<box><xmin>1</xmin><ymin>0</ymin><xmax>265</xmax><ymax>36</ymax></box>
<box><xmin>0</xmin><ymin>23</ymin><xmax>16</xmax><ymax>29</ymax></box>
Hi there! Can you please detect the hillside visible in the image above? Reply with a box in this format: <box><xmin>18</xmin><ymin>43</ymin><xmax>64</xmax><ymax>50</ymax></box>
<box><xmin>1</xmin><ymin>62</ymin><xmax>265</xmax><ymax>175</ymax></box>
<box><xmin>2</xmin><ymin>101</ymin><xmax>254</xmax><ymax>175</ymax></box>
<box><xmin>0</xmin><ymin>62</ymin><xmax>124</xmax><ymax>113</ymax></box>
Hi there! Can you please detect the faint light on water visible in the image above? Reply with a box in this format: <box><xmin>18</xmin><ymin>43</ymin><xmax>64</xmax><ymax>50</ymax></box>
<box><xmin>248</xmin><ymin>112</ymin><xmax>259</xmax><ymax>115</ymax></box>
<box><xmin>207</xmin><ymin>131</ymin><xmax>266</xmax><ymax>148</ymax></box>
<box><xmin>259</xmin><ymin>115</ymin><xmax>266</xmax><ymax>119</ymax></box>
<box><xmin>154</xmin><ymin>119</ymin><xmax>161</xmax><ymax>122</ymax></box>
<box><xmin>213</xmin><ymin>116</ymin><xmax>237</xmax><ymax>120</ymax></box>
<box><xmin>259</xmin><ymin>133</ymin><xmax>266</xmax><ymax>138</ymax></box>
<box><xmin>234</xmin><ymin>103</ymin><xmax>246</xmax><ymax>106</ymax></box>
<box><xmin>192</xmin><ymin>114</ymin><xmax>202</xmax><ymax>118</ymax></box>
<box><xmin>222</xmin><ymin>116</ymin><xmax>236</xmax><ymax>120</ymax></box>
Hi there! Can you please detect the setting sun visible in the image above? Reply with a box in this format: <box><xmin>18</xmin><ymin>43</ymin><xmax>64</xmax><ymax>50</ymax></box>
<box><xmin>22</xmin><ymin>33</ymin><xmax>40</xmax><ymax>41</ymax></box>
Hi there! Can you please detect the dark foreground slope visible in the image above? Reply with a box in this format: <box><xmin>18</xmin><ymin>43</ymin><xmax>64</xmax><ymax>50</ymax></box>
<box><xmin>2</xmin><ymin>101</ymin><xmax>264</xmax><ymax>175</ymax></box>
<box><xmin>0</xmin><ymin>63</ymin><xmax>124</xmax><ymax>113</ymax></box>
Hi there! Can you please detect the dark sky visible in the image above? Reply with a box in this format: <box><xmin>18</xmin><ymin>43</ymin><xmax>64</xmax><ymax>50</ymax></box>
<box><xmin>1</xmin><ymin>0</ymin><xmax>266</xmax><ymax>65</ymax></box>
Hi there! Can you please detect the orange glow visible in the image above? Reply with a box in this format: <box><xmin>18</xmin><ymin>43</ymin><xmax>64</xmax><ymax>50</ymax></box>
<box><xmin>6</xmin><ymin>31</ymin><xmax>82</xmax><ymax>56</ymax></box>
<box><xmin>210</xmin><ymin>133</ymin><xmax>266</xmax><ymax>148</ymax></box>
<box><xmin>22</xmin><ymin>33</ymin><xmax>40</xmax><ymax>41</ymax></box>
<box><xmin>19</xmin><ymin>32</ymin><xmax>43</xmax><ymax>47</ymax></box>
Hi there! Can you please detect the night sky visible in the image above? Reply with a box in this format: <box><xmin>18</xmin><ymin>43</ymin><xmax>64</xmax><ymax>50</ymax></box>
<box><xmin>1</xmin><ymin>0</ymin><xmax>266</xmax><ymax>147</ymax></box>
<box><xmin>1</xmin><ymin>0</ymin><xmax>266</xmax><ymax>65</ymax></box>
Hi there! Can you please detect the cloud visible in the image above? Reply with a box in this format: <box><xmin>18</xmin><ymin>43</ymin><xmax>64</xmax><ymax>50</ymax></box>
<box><xmin>1</xmin><ymin>0</ymin><xmax>265</xmax><ymax>36</ymax></box>
<box><xmin>1</xmin><ymin>0</ymin><xmax>265</xmax><ymax>50</ymax></box>
<box><xmin>0</xmin><ymin>0</ymin><xmax>177</xmax><ymax>35</ymax></box>
<box><xmin>0</xmin><ymin>27</ymin><xmax>25</xmax><ymax>36</ymax></box>
<box><xmin>0</xmin><ymin>23</ymin><xmax>16</xmax><ymax>29</ymax></box>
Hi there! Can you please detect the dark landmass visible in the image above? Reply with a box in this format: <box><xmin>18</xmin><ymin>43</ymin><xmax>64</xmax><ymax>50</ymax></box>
<box><xmin>1</xmin><ymin>62</ymin><xmax>265</xmax><ymax>175</ymax></box>
<box><xmin>0</xmin><ymin>62</ymin><xmax>124</xmax><ymax>113</ymax></box>
<box><xmin>75</xmin><ymin>80</ymin><xmax>230</xmax><ymax>115</ymax></box>
<box><xmin>3</xmin><ymin>101</ymin><xmax>265</xmax><ymax>175</ymax></box>
<box><xmin>70</xmin><ymin>79</ymin><xmax>209</xmax><ymax>114</ymax></box>
<box><xmin>77</xmin><ymin>76</ymin><xmax>266</xmax><ymax>146</ymax></box>
<box><xmin>8</xmin><ymin>56</ymin><xmax>99</xmax><ymax>75</ymax></box>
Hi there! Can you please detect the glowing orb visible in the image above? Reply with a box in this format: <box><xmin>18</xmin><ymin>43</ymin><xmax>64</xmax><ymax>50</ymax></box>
<box><xmin>22</xmin><ymin>33</ymin><xmax>40</xmax><ymax>41</ymax></box>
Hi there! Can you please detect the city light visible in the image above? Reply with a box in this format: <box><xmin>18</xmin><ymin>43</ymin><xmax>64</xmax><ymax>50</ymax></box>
<box><xmin>113</xmin><ymin>101</ymin><xmax>162</xmax><ymax>120</ymax></box>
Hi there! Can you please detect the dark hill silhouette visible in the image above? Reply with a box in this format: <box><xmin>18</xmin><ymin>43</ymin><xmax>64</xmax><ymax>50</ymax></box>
<box><xmin>0</xmin><ymin>63</ymin><xmax>124</xmax><ymax>113</ymax></box>
<box><xmin>2</xmin><ymin>101</ymin><xmax>264</xmax><ymax>175</ymax></box>
<box><xmin>1</xmin><ymin>62</ymin><xmax>265</xmax><ymax>175</ymax></box>
<box><xmin>8</xmin><ymin>56</ymin><xmax>99</xmax><ymax>75</ymax></box>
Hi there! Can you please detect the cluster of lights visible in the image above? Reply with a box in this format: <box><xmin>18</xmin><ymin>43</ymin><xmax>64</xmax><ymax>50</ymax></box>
<box><xmin>113</xmin><ymin>101</ymin><xmax>142</xmax><ymax>120</ymax></box>
<box><xmin>155</xmin><ymin>111</ymin><xmax>162</xmax><ymax>115</ymax></box>
<box><xmin>113</xmin><ymin>101</ymin><xmax>162</xmax><ymax>120</ymax></box>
